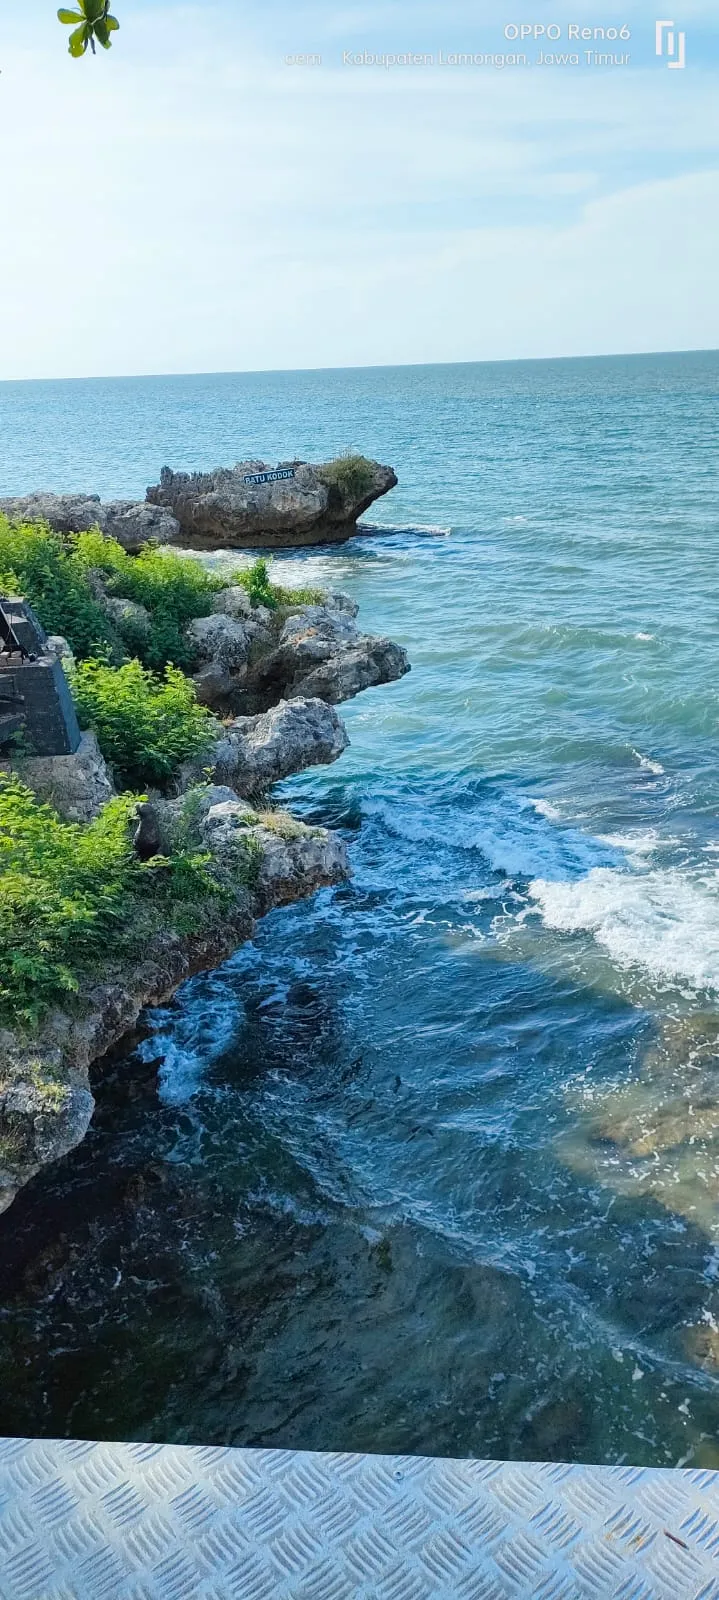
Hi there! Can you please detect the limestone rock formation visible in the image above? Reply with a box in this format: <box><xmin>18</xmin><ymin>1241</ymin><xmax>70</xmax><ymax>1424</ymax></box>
<box><xmin>0</xmin><ymin>731</ymin><xmax>115</xmax><ymax>823</ymax></box>
<box><xmin>188</xmin><ymin>596</ymin><xmax>410</xmax><ymax>715</ymax></box>
<box><xmin>0</xmin><ymin>492</ymin><xmax>179</xmax><ymax>552</ymax></box>
<box><xmin>146</xmin><ymin>457</ymin><xmax>398</xmax><ymax>548</ymax></box>
<box><xmin>205</xmin><ymin>697</ymin><xmax>350</xmax><ymax>797</ymax></box>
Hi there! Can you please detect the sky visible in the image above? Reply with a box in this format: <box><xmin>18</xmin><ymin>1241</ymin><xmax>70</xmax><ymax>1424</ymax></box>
<box><xmin>0</xmin><ymin>0</ymin><xmax>718</xmax><ymax>378</ymax></box>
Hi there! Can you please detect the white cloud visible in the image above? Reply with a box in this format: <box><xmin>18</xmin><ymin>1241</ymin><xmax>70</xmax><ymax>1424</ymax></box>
<box><xmin>0</xmin><ymin>2</ymin><xmax>717</xmax><ymax>376</ymax></box>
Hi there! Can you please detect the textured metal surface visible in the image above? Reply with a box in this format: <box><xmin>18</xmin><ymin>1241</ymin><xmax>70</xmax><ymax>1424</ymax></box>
<box><xmin>1</xmin><ymin>1438</ymin><xmax>719</xmax><ymax>1598</ymax></box>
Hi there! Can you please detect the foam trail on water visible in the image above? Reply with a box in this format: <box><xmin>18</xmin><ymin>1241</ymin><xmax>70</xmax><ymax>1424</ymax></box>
<box><xmin>530</xmin><ymin>865</ymin><xmax>719</xmax><ymax>994</ymax></box>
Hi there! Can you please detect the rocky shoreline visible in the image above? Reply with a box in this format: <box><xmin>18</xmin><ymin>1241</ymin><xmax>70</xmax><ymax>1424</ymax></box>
<box><xmin>0</xmin><ymin>452</ymin><xmax>398</xmax><ymax>552</ymax></box>
<box><xmin>0</xmin><ymin>503</ymin><xmax>410</xmax><ymax>1214</ymax></box>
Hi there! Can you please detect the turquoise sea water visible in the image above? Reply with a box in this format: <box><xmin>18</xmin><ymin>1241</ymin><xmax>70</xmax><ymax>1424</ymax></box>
<box><xmin>2</xmin><ymin>352</ymin><xmax>719</xmax><ymax>1465</ymax></box>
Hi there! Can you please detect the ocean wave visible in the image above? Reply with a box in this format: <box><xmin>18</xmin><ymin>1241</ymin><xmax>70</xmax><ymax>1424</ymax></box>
<box><xmin>630</xmin><ymin>748</ymin><xmax>665</xmax><ymax>775</ymax></box>
<box><xmin>362</xmin><ymin>790</ymin><xmax>622</xmax><ymax>884</ymax></box>
<box><xmin>136</xmin><ymin>972</ymin><xmax>243</xmax><ymax>1105</ymax></box>
<box><xmin>530</xmin><ymin>865</ymin><xmax>719</xmax><ymax>995</ymax></box>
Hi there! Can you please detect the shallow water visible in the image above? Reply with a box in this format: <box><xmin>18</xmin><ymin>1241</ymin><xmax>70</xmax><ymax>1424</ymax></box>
<box><xmin>2</xmin><ymin>351</ymin><xmax>719</xmax><ymax>1464</ymax></box>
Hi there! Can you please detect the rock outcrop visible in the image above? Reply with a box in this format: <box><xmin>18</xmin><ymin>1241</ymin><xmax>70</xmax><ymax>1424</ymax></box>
<box><xmin>190</xmin><ymin>595</ymin><xmax>410</xmax><ymax>715</ymax></box>
<box><xmin>146</xmin><ymin>457</ymin><xmax>398</xmax><ymax>548</ymax></box>
<box><xmin>0</xmin><ymin>731</ymin><xmax>115</xmax><ymax>824</ymax></box>
<box><xmin>1</xmin><ymin>455</ymin><xmax>398</xmax><ymax>552</ymax></box>
<box><xmin>196</xmin><ymin>698</ymin><xmax>350</xmax><ymax>797</ymax></box>
<box><xmin>0</xmin><ymin>493</ymin><xmax>179</xmax><ymax>552</ymax></box>
<box><xmin>0</xmin><ymin>805</ymin><xmax>349</xmax><ymax>1215</ymax></box>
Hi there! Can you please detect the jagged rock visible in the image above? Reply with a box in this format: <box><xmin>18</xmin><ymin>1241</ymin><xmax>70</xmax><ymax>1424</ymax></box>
<box><xmin>325</xmin><ymin>590</ymin><xmax>360</xmax><ymax>618</ymax></box>
<box><xmin>187</xmin><ymin>612</ymin><xmax>264</xmax><ymax>675</ymax></box>
<box><xmin>210</xmin><ymin>585</ymin><xmax>254</xmax><ymax>620</ymax></box>
<box><xmin>0</xmin><ymin>731</ymin><xmax>115</xmax><ymax>823</ymax></box>
<box><xmin>146</xmin><ymin>457</ymin><xmax>398</xmax><ymax>549</ymax></box>
<box><xmin>102</xmin><ymin>501</ymin><xmax>180</xmax><ymax>552</ymax></box>
<box><xmin>0</xmin><ymin>492</ymin><xmax>179</xmax><ymax>552</ymax></box>
<box><xmin>249</xmin><ymin>604</ymin><xmax>410</xmax><ymax>707</ymax></box>
<box><xmin>188</xmin><ymin>595</ymin><xmax>410</xmax><ymax>715</ymax></box>
<box><xmin>45</xmin><ymin>634</ymin><xmax>76</xmax><ymax>668</ymax></box>
<box><xmin>204</xmin><ymin>697</ymin><xmax>349</xmax><ymax>797</ymax></box>
<box><xmin>0</xmin><ymin>1077</ymin><xmax>93</xmax><ymax>1216</ymax></box>
<box><xmin>0</xmin><ymin>492</ymin><xmax>106</xmax><ymax>534</ymax></box>
<box><xmin>103</xmin><ymin>597</ymin><xmax>152</xmax><ymax>638</ymax></box>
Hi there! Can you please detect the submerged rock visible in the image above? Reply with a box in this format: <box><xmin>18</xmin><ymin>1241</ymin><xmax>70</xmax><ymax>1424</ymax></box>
<box><xmin>146</xmin><ymin>457</ymin><xmax>398</xmax><ymax>548</ymax></box>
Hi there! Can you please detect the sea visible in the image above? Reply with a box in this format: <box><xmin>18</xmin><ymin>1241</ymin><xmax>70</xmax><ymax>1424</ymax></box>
<box><xmin>1</xmin><ymin>350</ymin><xmax>719</xmax><ymax>1466</ymax></box>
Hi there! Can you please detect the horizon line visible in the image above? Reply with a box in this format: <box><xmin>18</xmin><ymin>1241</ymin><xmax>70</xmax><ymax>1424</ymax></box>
<box><xmin>1</xmin><ymin>344</ymin><xmax>718</xmax><ymax>387</ymax></box>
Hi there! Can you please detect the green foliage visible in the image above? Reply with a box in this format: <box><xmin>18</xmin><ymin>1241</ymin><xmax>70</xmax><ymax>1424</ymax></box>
<box><xmin>317</xmin><ymin>452</ymin><xmax>376</xmax><ymax>503</ymax></box>
<box><xmin>0</xmin><ymin>777</ymin><xmax>224</xmax><ymax>1026</ymax></box>
<box><xmin>73</xmin><ymin>531</ymin><xmax>221</xmax><ymax>669</ymax></box>
<box><xmin>0</xmin><ymin>517</ymin><xmax>116</xmax><ymax>661</ymax></box>
<box><xmin>58</xmin><ymin>0</ymin><xmax>119</xmax><ymax>56</ymax></box>
<box><xmin>0</xmin><ymin>779</ymin><xmax>137</xmax><ymax>1023</ymax></box>
<box><xmin>235</xmin><ymin>557</ymin><xmax>276</xmax><ymax>609</ymax></box>
<box><xmin>70</xmin><ymin>658</ymin><xmax>214</xmax><ymax>790</ymax></box>
<box><xmin>233</xmin><ymin>557</ymin><xmax>325</xmax><ymax>612</ymax></box>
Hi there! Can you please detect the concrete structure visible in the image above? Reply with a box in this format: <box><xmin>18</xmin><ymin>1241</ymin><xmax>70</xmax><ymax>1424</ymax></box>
<box><xmin>0</xmin><ymin>1437</ymin><xmax>718</xmax><ymax>1598</ymax></box>
<box><xmin>0</xmin><ymin>597</ymin><xmax>81</xmax><ymax>756</ymax></box>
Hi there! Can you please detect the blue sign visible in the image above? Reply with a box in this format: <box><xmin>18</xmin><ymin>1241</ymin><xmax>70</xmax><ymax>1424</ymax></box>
<box><xmin>243</xmin><ymin>468</ymin><xmax>296</xmax><ymax>486</ymax></box>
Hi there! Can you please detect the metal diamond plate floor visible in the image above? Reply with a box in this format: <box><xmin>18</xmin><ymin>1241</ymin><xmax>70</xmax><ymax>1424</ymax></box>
<box><xmin>1</xmin><ymin>1438</ymin><xmax>719</xmax><ymax>1599</ymax></box>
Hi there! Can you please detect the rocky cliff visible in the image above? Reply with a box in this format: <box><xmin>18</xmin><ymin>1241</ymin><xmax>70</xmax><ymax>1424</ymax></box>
<box><xmin>0</xmin><ymin>803</ymin><xmax>348</xmax><ymax>1216</ymax></box>
<box><xmin>0</xmin><ymin>577</ymin><xmax>410</xmax><ymax>1214</ymax></box>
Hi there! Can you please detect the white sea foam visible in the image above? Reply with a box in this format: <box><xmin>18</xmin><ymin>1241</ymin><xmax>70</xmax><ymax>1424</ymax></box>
<box><xmin>363</xmin><ymin>793</ymin><xmax>619</xmax><ymax>882</ymax></box>
<box><xmin>630</xmin><ymin>748</ymin><xmax>665</xmax><ymax>775</ymax></box>
<box><xmin>530</xmin><ymin>865</ymin><xmax>719</xmax><ymax>994</ymax></box>
<box><xmin>528</xmin><ymin>797</ymin><xmax>562</xmax><ymax>822</ymax></box>
<box><xmin>137</xmin><ymin>973</ymin><xmax>243</xmax><ymax>1105</ymax></box>
<box><xmin>634</xmin><ymin>632</ymin><xmax>655</xmax><ymax>642</ymax></box>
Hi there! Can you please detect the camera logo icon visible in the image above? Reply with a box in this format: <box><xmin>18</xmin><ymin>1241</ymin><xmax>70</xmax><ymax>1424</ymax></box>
<box><xmin>656</xmin><ymin>19</ymin><xmax>687</xmax><ymax>68</ymax></box>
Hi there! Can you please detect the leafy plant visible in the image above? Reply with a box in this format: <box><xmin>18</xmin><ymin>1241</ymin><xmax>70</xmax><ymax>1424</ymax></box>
<box><xmin>70</xmin><ymin>658</ymin><xmax>215</xmax><ymax>789</ymax></box>
<box><xmin>58</xmin><ymin>0</ymin><xmax>119</xmax><ymax>56</ymax></box>
<box><xmin>0</xmin><ymin>517</ymin><xmax>117</xmax><ymax>661</ymax></box>
<box><xmin>0</xmin><ymin>777</ymin><xmax>225</xmax><ymax>1026</ymax></box>
<box><xmin>236</xmin><ymin>557</ymin><xmax>276</xmax><ymax>609</ymax></box>
<box><xmin>73</xmin><ymin>531</ymin><xmax>221</xmax><ymax>669</ymax></box>
<box><xmin>232</xmin><ymin>557</ymin><xmax>325</xmax><ymax>612</ymax></box>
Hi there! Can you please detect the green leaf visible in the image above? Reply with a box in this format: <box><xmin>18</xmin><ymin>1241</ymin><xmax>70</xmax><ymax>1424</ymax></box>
<box><xmin>93</xmin><ymin>18</ymin><xmax>113</xmax><ymax>47</ymax></box>
<box><xmin>105</xmin><ymin>13</ymin><xmax>120</xmax><ymax>29</ymax></box>
<box><xmin>83</xmin><ymin>0</ymin><xmax>106</xmax><ymax>21</ymax></box>
<box><xmin>57</xmin><ymin>9</ymin><xmax>84</xmax><ymax>22</ymax></box>
<box><xmin>68</xmin><ymin>22</ymin><xmax>90</xmax><ymax>54</ymax></box>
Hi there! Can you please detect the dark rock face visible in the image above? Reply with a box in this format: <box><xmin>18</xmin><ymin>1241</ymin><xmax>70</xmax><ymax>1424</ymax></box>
<box><xmin>146</xmin><ymin>458</ymin><xmax>398</xmax><ymax>548</ymax></box>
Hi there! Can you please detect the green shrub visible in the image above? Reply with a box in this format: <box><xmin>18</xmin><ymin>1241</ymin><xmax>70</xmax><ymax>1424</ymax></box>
<box><xmin>73</xmin><ymin>532</ymin><xmax>221</xmax><ymax>669</ymax></box>
<box><xmin>70</xmin><ymin>658</ymin><xmax>214</xmax><ymax>789</ymax></box>
<box><xmin>0</xmin><ymin>777</ymin><xmax>225</xmax><ymax>1025</ymax></box>
<box><xmin>0</xmin><ymin>779</ymin><xmax>137</xmax><ymax>1023</ymax></box>
<box><xmin>317</xmin><ymin>452</ymin><xmax>376</xmax><ymax>503</ymax></box>
<box><xmin>0</xmin><ymin>517</ymin><xmax>116</xmax><ymax>660</ymax></box>
<box><xmin>231</xmin><ymin>557</ymin><xmax>324</xmax><ymax>611</ymax></box>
